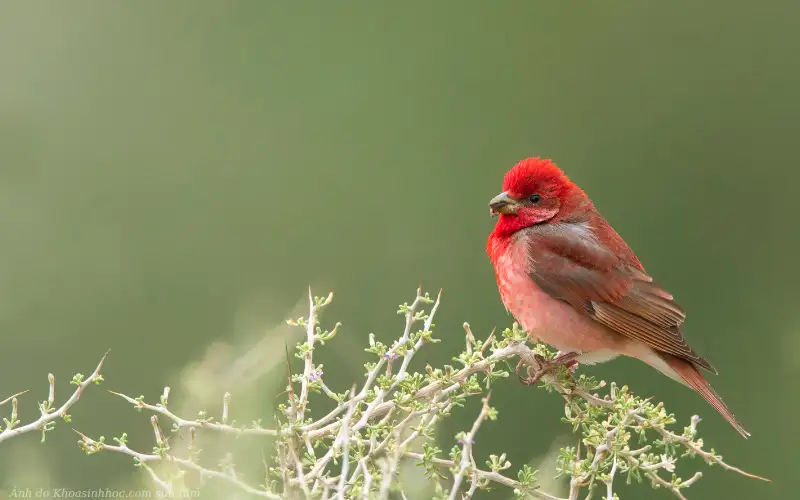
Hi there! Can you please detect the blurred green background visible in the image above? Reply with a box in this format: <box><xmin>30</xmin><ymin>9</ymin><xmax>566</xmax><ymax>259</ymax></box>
<box><xmin>1</xmin><ymin>1</ymin><xmax>797</xmax><ymax>499</ymax></box>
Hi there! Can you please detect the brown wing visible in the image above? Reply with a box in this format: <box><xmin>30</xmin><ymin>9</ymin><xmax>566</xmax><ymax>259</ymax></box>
<box><xmin>526</xmin><ymin>224</ymin><xmax>717</xmax><ymax>374</ymax></box>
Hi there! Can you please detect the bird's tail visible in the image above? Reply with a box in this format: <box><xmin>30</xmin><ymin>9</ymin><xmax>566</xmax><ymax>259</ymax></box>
<box><xmin>660</xmin><ymin>353</ymin><xmax>750</xmax><ymax>438</ymax></box>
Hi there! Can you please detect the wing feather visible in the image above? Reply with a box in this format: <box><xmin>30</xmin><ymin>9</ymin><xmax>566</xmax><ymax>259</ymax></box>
<box><xmin>525</xmin><ymin>223</ymin><xmax>716</xmax><ymax>374</ymax></box>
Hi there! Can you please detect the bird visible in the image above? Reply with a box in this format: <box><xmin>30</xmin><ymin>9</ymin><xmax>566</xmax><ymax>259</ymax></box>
<box><xmin>486</xmin><ymin>156</ymin><xmax>749</xmax><ymax>437</ymax></box>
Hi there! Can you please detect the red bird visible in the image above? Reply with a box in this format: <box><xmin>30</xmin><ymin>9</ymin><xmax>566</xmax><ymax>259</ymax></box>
<box><xmin>487</xmin><ymin>157</ymin><xmax>749</xmax><ymax>437</ymax></box>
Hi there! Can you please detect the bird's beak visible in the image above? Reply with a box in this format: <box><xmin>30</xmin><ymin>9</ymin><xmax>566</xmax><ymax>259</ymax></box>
<box><xmin>489</xmin><ymin>191</ymin><xmax>518</xmax><ymax>216</ymax></box>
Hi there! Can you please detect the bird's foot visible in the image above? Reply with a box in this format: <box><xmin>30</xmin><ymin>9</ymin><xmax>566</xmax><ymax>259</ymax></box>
<box><xmin>516</xmin><ymin>351</ymin><xmax>580</xmax><ymax>386</ymax></box>
<box><xmin>554</xmin><ymin>350</ymin><xmax>580</xmax><ymax>372</ymax></box>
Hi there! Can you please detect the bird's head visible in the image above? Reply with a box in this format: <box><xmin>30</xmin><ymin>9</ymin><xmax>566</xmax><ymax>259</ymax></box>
<box><xmin>488</xmin><ymin>157</ymin><xmax>589</xmax><ymax>238</ymax></box>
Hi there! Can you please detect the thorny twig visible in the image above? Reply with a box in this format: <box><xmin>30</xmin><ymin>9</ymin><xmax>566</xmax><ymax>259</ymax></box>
<box><xmin>448</xmin><ymin>394</ymin><xmax>491</xmax><ymax>500</ymax></box>
<box><xmin>74</xmin><ymin>429</ymin><xmax>282</xmax><ymax>499</ymax></box>
<box><xmin>0</xmin><ymin>352</ymin><xmax>107</xmax><ymax>445</ymax></box>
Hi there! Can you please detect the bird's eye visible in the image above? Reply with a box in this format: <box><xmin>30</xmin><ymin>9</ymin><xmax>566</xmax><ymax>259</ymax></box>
<box><xmin>528</xmin><ymin>194</ymin><xmax>541</xmax><ymax>203</ymax></box>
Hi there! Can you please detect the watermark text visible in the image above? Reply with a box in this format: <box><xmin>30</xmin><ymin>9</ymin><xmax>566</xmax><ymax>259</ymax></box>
<box><xmin>7</xmin><ymin>487</ymin><xmax>200</xmax><ymax>498</ymax></box>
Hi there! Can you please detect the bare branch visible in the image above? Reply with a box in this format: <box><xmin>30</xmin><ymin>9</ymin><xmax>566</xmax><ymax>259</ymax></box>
<box><xmin>0</xmin><ymin>352</ymin><xmax>108</xmax><ymax>445</ymax></box>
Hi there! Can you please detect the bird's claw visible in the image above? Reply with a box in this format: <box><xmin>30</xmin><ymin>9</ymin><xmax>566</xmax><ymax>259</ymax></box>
<box><xmin>517</xmin><ymin>351</ymin><xmax>580</xmax><ymax>386</ymax></box>
<box><xmin>516</xmin><ymin>354</ymin><xmax>551</xmax><ymax>386</ymax></box>
<box><xmin>514</xmin><ymin>360</ymin><xmax>533</xmax><ymax>384</ymax></box>
<box><xmin>554</xmin><ymin>351</ymin><xmax>580</xmax><ymax>372</ymax></box>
